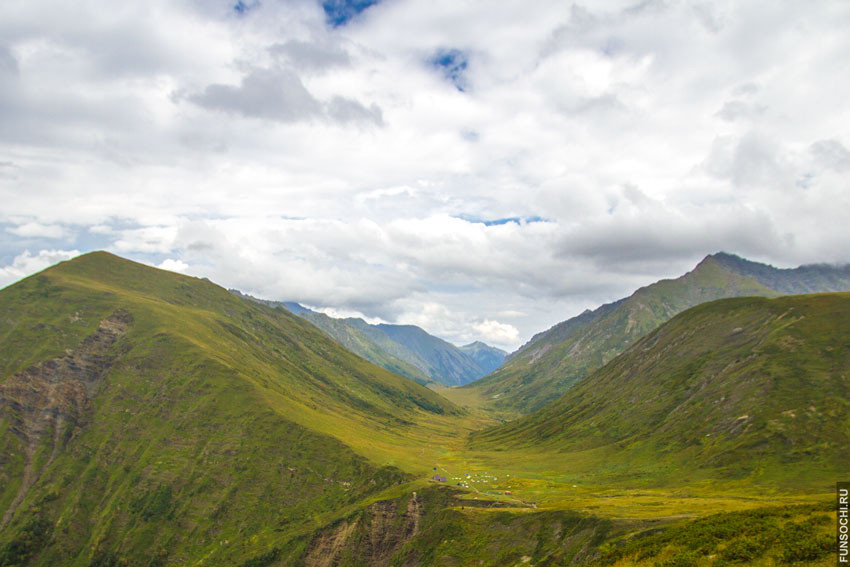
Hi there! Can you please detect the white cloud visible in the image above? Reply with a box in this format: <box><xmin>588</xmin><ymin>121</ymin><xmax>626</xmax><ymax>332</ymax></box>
<box><xmin>0</xmin><ymin>249</ymin><xmax>80</xmax><ymax>289</ymax></box>
<box><xmin>2</xmin><ymin>0</ymin><xmax>850</xmax><ymax>350</ymax></box>
<box><xmin>156</xmin><ymin>258</ymin><xmax>190</xmax><ymax>273</ymax></box>
<box><xmin>472</xmin><ymin>319</ymin><xmax>519</xmax><ymax>347</ymax></box>
<box><xmin>6</xmin><ymin>221</ymin><xmax>68</xmax><ymax>239</ymax></box>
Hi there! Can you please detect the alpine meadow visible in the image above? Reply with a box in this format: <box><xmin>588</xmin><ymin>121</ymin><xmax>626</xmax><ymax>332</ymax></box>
<box><xmin>2</xmin><ymin>1</ymin><xmax>850</xmax><ymax>566</ymax></box>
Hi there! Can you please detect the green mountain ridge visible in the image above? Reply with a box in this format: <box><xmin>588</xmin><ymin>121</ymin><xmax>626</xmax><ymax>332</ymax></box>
<box><xmin>464</xmin><ymin>252</ymin><xmax>850</xmax><ymax>415</ymax></box>
<box><xmin>374</xmin><ymin>323</ymin><xmax>497</xmax><ymax>387</ymax></box>
<box><xmin>277</xmin><ymin>298</ymin><xmax>434</xmax><ymax>386</ymax></box>
<box><xmin>0</xmin><ymin>251</ymin><xmax>843</xmax><ymax>566</ymax></box>
<box><xmin>471</xmin><ymin>292</ymin><xmax>850</xmax><ymax>485</ymax></box>
<box><xmin>0</xmin><ymin>252</ymin><xmax>460</xmax><ymax>565</ymax></box>
<box><xmin>238</xmin><ymin>295</ymin><xmax>507</xmax><ymax>387</ymax></box>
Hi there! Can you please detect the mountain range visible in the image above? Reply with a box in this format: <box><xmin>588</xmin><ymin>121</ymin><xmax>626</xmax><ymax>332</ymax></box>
<box><xmin>0</xmin><ymin>251</ymin><xmax>845</xmax><ymax>566</ymax></box>
<box><xmin>462</xmin><ymin>252</ymin><xmax>850</xmax><ymax>415</ymax></box>
<box><xmin>233</xmin><ymin>295</ymin><xmax>507</xmax><ymax>387</ymax></box>
<box><xmin>472</xmin><ymin>292</ymin><xmax>850</xmax><ymax>485</ymax></box>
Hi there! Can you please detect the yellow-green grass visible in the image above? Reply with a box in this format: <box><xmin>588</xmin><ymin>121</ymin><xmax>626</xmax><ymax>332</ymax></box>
<box><xmin>20</xmin><ymin>254</ymin><xmax>474</xmax><ymax>473</ymax></box>
<box><xmin>2</xmin><ymin>252</ymin><xmax>845</xmax><ymax>566</ymax></box>
<box><xmin>463</xmin><ymin>254</ymin><xmax>783</xmax><ymax>415</ymax></box>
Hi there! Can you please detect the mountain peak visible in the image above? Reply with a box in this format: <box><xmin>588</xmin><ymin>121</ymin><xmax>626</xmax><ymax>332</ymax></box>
<box><xmin>468</xmin><ymin>251</ymin><xmax>850</xmax><ymax>414</ymax></box>
<box><xmin>693</xmin><ymin>251</ymin><xmax>741</xmax><ymax>269</ymax></box>
<box><xmin>706</xmin><ymin>251</ymin><xmax>765</xmax><ymax>269</ymax></box>
<box><xmin>48</xmin><ymin>250</ymin><xmax>121</xmax><ymax>271</ymax></box>
<box><xmin>708</xmin><ymin>251</ymin><xmax>743</xmax><ymax>261</ymax></box>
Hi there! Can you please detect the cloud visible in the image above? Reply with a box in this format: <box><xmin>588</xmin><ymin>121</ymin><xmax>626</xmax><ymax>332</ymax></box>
<box><xmin>810</xmin><ymin>139</ymin><xmax>850</xmax><ymax>172</ymax></box>
<box><xmin>555</xmin><ymin>202</ymin><xmax>783</xmax><ymax>268</ymax></box>
<box><xmin>703</xmin><ymin>132</ymin><xmax>792</xmax><ymax>189</ymax></box>
<box><xmin>716</xmin><ymin>99</ymin><xmax>766</xmax><ymax>122</ymax></box>
<box><xmin>2</xmin><ymin>1</ymin><xmax>850</xmax><ymax>349</ymax></box>
<box><xmin>472</xmin><ymin>319</ymin><xmax>520</xmax><ymax>346</ymax></box>
<box><xmin>326</xmin><ymin>96</ymin><xmax>383</xmax><ymax>125</ymax></box>
<box><xmin>269</xmin><ymin>39</ymin><xmax>351</xmax><ymax>71</ymax></box>
<box><xmin>188</xmin><ymin>66</ymin><xmax>383</xmax><ymax>126</ymax></box>
<box><xmin>189</xmin><ymin>67</ymin><xmax>323</xmax><ymax>122</ymax></box>
<box><xmin>0</xmin><ymin>45</ymin><xmax>18</xmax><ymax>78</ymax></box>
<box><xmin>156</xmin><ymin>258</ymin><xmax>190</xmax><ymax>273</ymax></box>
<box><xmin>0</xmin><ymin>249</ymin><xmax>80</xmax><ymax>289</ymax></box>
<box><xmin>6</xmin><ymin>221</ymin><xmax>68</xmax><ymax>239</ymax></box>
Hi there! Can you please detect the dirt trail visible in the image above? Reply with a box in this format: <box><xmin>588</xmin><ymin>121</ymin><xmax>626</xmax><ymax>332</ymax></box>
<box><xmin>0</xmin><ymin>310</ymin><xmax>132</xmax><ymax>529</ymax></box>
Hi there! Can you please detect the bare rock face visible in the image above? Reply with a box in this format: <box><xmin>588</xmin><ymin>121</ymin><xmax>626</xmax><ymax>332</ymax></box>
<box><xmin>0</xmin><ymin>310</ymin><xmax>132</xmax><ymax>528</ymax></box>
<box><xmin>304</xmin><ymin>491</ymin><xmax>423</xmax><ymax>567</ymax></box>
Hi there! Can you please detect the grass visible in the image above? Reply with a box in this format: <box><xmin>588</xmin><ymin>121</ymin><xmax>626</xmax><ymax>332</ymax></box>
<box><xmin>0</xmin><ymin>252</ymin><xmax>466</xmax><ymax>564</ymax></box>
<box><xmin>1</xmin><ymin>252</ymin><xmax>847</xmax><ymax>565</ymax></box>
<box><xmin>593</xmin><ymin>502</ymin><xmax>836</xmax><ymax>566</ymax></box>
<box><xmin>463</xmin><ymin>255</ymin><xmax>783</xmax><ymax>415</ymax></box>
<box><xmin>471</xmin><ymin>294</ymin><xmax>850</xmax><ymax>494</ymax></box>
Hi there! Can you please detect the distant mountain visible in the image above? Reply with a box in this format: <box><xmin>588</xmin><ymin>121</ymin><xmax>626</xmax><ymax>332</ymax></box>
<box><xmin>459</xmin><ymin>341</ymin><xmax>508</xmax><ymax>376</ymax></box>
<box><xmin>275</xmin><ymin>300</ymin><xmax>433</xmax><ymax>386</ymax></box>
<box><xmin>711</xmin><ymin>251</ymin><xmax>850</xmax><ymax>293</ymax></box>
<box><xmin>465</xmin><ymin>253</ymin><xmax>850</xmax><ymax>414</ymax></box>
<box><xmin>374</xmin><ymin>324</ymin><xmax>502</xmax><ymax>387</ymax></box>
<box><xmin>2</xmin><ymin>252</ymin><xmax>841</xmax><ymax>565</ymax></box>
<box><xmin>251</xmin><ymin>299</ymin><xmax>506</xmax><ymax>387</ymax></box>
<box><xmin>0</xmin><ymin>252</ymin><xmax>458</xmax><ymax>565</ymax></box>
<box><xmin>471</xmin><ymin>292</ymin><xmax>850</xmax><ymax>483</ymax></box>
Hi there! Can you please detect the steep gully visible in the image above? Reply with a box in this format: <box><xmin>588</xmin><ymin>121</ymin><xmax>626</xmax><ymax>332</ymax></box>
<box><xmin>0</xmin><ymin>310</ymin><xmax>132</xmax><ymax>529</ymax></box>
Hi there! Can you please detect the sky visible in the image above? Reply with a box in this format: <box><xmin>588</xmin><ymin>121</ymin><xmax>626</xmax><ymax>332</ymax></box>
<box><xmin>1</xmin><ymin>0</ymin><xmax>849</xmax><ymax>351</ymax></box>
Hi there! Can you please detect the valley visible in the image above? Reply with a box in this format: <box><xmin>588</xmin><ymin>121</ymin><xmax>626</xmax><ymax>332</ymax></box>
<box><xmin>0</xmin><ymin>252</ymin><xmax>844</xmax><ymax>566</ymax></box>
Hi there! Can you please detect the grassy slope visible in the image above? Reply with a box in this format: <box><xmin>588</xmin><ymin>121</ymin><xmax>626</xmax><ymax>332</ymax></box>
<box><xmin>594</xmin><ymin>502</ymin><xmax>836</xmax><ymax>567</ymax></box>
<box><xmin>0</xmin><ymin>252</ymin><xmax>473</xmax><ymax>565</ymax></box>
<box><xmin>275</xmin><ymin>301</ymin><xmax>496</xmax><ymax>388</ymax></box>
<box><xmin>471</xmin><ymin>293</ymin><xmax>850</xmax><ymax>489</ymax></box>
<box><xmin>0</xmin><ymin>253</ymin><xmax>843</xmax><ymax>566</ymax></box>
<box><xmin>288</xmin><ymin>309</ymin><xmax>433</xmax><ymax>386</ymax></box>
<box><xmin>460</xmin><ymin>255</ymin><xmax>781</xmax><ymax>416</ymax></box>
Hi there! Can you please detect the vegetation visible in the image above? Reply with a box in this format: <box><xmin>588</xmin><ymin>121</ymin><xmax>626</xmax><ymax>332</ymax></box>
<box><xmin>593</xmin><ymin>503</ymin><xmax>836</xmax><ymax>566</ymax></box>
<box><xmin>0</xmin><ymin>252</ymin><xmax>461</xmax><ymax>564</ymax></box>
<box><xmin>462</xmin><ymin>252</ymin><xmax>850</xmax><ymax>415</ymax></box>
<box><xmin>250</xmin><ymin>298</ymin><xmax>506</xmax><ymax>387</ymax></box>
<box><xmin>472</xmin><ymin>293</ymin><xmax>850</xmax><ymax>487</ymax></box>
<box><xmin>238</xmin><ymin>296</ymin><xmax>434</xmax><ymax>386</ymax></box>
<box><xmin>1</xmin><ymin>252</ymin><xmax>846</xmax><ymax>565</ymax></box>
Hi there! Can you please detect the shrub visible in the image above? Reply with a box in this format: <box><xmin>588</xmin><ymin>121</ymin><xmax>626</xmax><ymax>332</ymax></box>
<box><xmin>719</xmin><ymin>536</ymin><xmax>766</xmax><ymax>562</ymax></box>
<box><xmin>779</xmin><ymin>522</ymin><xmax>832</xmax><ymax>563</ymax></box>
<box><xmin>655</xmin><ymin>550</ymin><xmax>699</xmax><ymax>567</ymax></box>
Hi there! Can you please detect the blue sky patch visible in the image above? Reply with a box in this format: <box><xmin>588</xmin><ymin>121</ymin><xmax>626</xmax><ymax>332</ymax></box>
<box><xmin>430</xmin><ymin>49</ymin><xmax>469</xmax><ymax>91</ymax></box>
<box><xmin>322</xmin><ymin>0</ymin><xmax>380</xmax><ymax>27</ymax></box>
<box><xmin>456</xmin><ymin>215</ymin><xmax>548</xmax><ymax>227</ymax></box>
<box><xmin>233</xmin><ymin>0</ymin><xmax>260</xmax><ymax>16</ymax></box>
